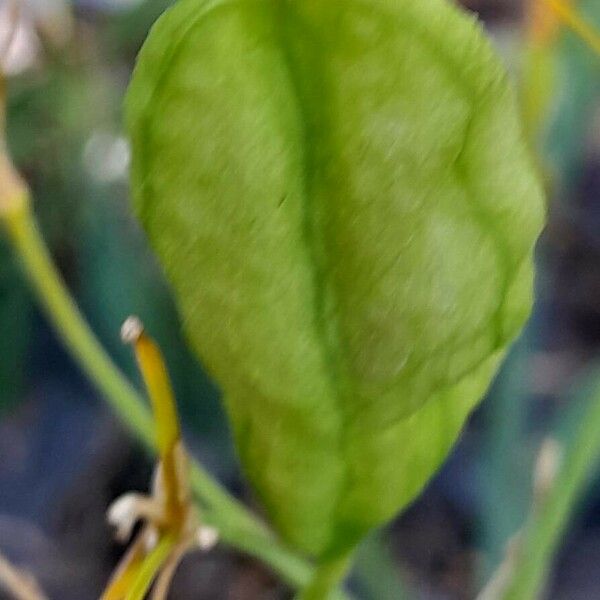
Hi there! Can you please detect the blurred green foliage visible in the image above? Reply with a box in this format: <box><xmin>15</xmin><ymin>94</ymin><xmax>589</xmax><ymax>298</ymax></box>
<box><xmin>0</xmin><ymin>241</ymin><xmax>31</xmax><ymax>410</ymax></box>
<box><xmin>478</xmin><ymin>0</ymin><xmax>600</xmax><ymax>585</ymax></box>
<box><xmin>0</xmin><ymin>1</ymin><xmax>599</xmax><ymax>597</ymax></box>
<box><xmin>546</xmin><ymin>0</ymin><xmax>600</xmax><ymax>186</ymax></box>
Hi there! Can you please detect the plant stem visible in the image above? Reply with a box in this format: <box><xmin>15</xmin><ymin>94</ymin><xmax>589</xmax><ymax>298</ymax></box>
<box><xmin>124</xmin><ymin>534</ymin><xmax>177</xmax><ymax>600</ymax></box>
<box><xmin>547</xmin><ymin>0</ymin><xmax>600</xmax><ymax>56</ymax></box>
<box><xmin>295</xmin><ymin>555</ymin><xmax>352</xmax><ymax>600</ymax></box>
<box><xmin>3</xmin><ymin>195</ymin><xmax>155</xmax><ymax>442</ymax></box>
<box><xmin>353</xmin><ymin>532</ymin><xmax>412</xmax><ymax>599</ymax></box>
<box><xmin>0</xmin><ymin>550</ymin><xmax>47</xmax><ymax>600</ymax></box>
<box><xmin>0</xmin><ymin>194</ymin><xmax>329</xmax><ymax>593</ymax></box>
<box><xmin>502</xmin><ymin>375</ymin><xmax>600</xmax><ymax>599</ymax></box>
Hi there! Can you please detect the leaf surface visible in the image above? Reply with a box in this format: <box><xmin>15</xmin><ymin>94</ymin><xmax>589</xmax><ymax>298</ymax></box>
<box><xmin>127</xmin><ymin>0</ymin><xmax>545</xmax><ymax>557</ymax></box>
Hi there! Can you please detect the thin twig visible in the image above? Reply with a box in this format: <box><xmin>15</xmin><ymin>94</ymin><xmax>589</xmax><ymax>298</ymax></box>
<box><xmin>0</xmin><ymin>552</ymin><xmax>47</xmax><ymax>600</ymax></box>
<box><xmin>500</xmin><ymin>374</ymin><xmax>600</xmax><ymax>599</ymax></box>
<box><xmin>476</xmin><ymin>438</ymin><xmax>562</xmax><ymax>600</ymax></box>
<box><xmin>150</xmin><ymin>540</ymin><xmax>193</xmax><ymax>600</ymax></box>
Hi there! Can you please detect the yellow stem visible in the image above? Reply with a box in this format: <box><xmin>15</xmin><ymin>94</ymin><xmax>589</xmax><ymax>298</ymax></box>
<box><xmin>124</xmin><ymin>535</ymin><xmax>177</xmax><ymax>600</ymax></box>
<box><xmin>100</xmin><ymin>537</ymin><xmax>147</xmax><ymax>600</ymax></box>
<box><xmin>122</xmin><ymin>317</ymin><xmax>184</xmax><ymax>522</ymax></box>
<box><xmin>527</xmin><ymin>0</ymin><xmax>563</xmax><ymax>46</ymax></box>
<box><xmin>547</xmin><ymin>0</ymin><xmax>600</xmax><ymax>56</ymax></box>
<box><xmin>124</xmin><ymin>322</ymin><xmax>180</xmax><ymax>457</ymax></box>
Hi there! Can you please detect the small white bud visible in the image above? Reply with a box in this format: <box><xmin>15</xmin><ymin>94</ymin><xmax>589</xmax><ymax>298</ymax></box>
<box><xmin>121</xmin><ymin>315</ymin><xmax>144</xmax><ymax>344</ymax></box>
<box><xmin>196</xmin><ymin>526</ymin><xmax>219</xmax><ymax>550</ymax></box>
<box><xmin>107</xmin><ymin>493</ymin><xmax>142</xmax><ymax>542</ymax></box>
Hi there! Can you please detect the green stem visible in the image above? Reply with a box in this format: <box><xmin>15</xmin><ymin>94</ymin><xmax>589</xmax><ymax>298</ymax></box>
<box><xmin>4</xmin><ymin>196</ymin><xmax>155</xmax><ymax>444</ymax></box>
<box><xmin>502</xmin><ymin>375</ymin><xmax>600</xmax><ymax>599</ymax></box>
<box><xmin>192</xmin><ymin>465</ymin><xmax>318</xmax><ymax>590</ymax></box>
<box><xmin>0</xmin><ymin>195</ymin><xmax>328</xmax><ymax>593</ymax></box>
<box><xmin>125</xmin><ymin>535</ymin><xmax>177</xmax><ymax>600</ymax></box>
<box><xmin>353</xmin><ymin>532</ymin><xmax>412</xmax><ymax>599</ymax></box>
<box><xmin>295</xmin><ymin>555</ymin><xmax>352</xmax><ymax>600</ymax></box>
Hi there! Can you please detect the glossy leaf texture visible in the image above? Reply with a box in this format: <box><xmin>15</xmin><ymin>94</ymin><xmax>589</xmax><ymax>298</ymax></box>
<box><xmin>126</xmin><ymin>0</ymin><xmax>546</xmax><ymax>558</ymax></box>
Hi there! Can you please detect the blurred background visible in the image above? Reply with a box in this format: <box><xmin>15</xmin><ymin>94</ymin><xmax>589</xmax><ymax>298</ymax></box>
<box><xmin>0</xmin><ymin>0</ymin><xmax>598</xmax><ymax>598</ymax></box>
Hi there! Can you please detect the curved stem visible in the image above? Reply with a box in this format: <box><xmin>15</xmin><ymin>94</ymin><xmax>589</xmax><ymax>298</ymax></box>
<box><xmin>502</xmin><ymin>375</ymin><xmax>600</xmax><ymax>599</ymax></box>
<box><xmin>0</xmin><ymin>195</ymin><xmax>325</xmax><ymax>592</ymax></box>
<box><xmin>3</xmin><ymin>196</ymin><xmax>155</xmax><ymax>444</ymax></box>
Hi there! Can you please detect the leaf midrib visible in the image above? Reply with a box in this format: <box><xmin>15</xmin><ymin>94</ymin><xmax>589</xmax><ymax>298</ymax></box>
<box><xmin>270</xmin><ymin>1</ymin><xmax>517</xmax><ymax>553</ymax></box>
<box><xmin>132</xmin><ymin>0</ymin><xmax>532</xmax><ymax>555</ymax></box>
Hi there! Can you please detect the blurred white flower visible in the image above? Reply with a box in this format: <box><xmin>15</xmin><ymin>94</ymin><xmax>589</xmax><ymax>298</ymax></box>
<box><xmin>83</xmin><ymin>131</ymin><xmax>131</xmax><ymax>183</ymax></box>
<box><xmin>0</xmin><ymin>1</ymin><xmax>40</xmax><ymax>75</ymax></box>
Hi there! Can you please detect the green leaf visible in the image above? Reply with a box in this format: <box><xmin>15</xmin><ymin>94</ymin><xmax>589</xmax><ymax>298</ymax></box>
<box><xmin>126</xmin><ymin>0</ymin><xmax>545</xmax><ymax>558</ymax></box>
